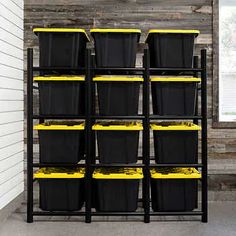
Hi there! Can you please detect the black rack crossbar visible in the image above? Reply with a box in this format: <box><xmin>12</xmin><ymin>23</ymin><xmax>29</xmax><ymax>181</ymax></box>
<box><xmin>27</xmin><ymin>48</ymin><xmax>208</xmax><ymax>223</ymax></box>
<box><xmin>32</xmin><ymin>67</ymin><xmax>202</xmax><ymax>75</ymax></box>
<box><xmin>150</xmin><ymin>211</ymin><xmax>203</xmax><ymax>216</ymax></box>
<box><xmin>150</xmin><ymin>164</ymin><xmax>203</xmax><ymax>168</ymax></box>
<box><xmin>33</xmin><ymin>115</ymin><xmax>86</xmax><ymax>119</ymax></box>
<box><xmin>94</xmin><ymin>67</ymin><xmax>144</xmax><ymax>72</ymax></box>
<box><xmin>91</xmin><ymin>164</ymin><xmax>145</xmax><ymax>168</ymax></box>
<box><xmin>91</xmin><ymin>115</ymin><xmax>145</xmax><ymax>120</ymax></box>
<box><xmin>150</xmin><ymin>68</ymin><xmax>202</xmax><ymax>72</ymax></box>
<box><xmin>150</xmin><ymin>115</ymin><xmax>202</xmax><ymax>120</ymax></box>
<box><xmin>33</xmin><ymin>211</ymin><xmax>85</xmax><ymax>216</ymax></box>
<box><xmin>91</xmin><ymin>212</ymin><xmax>145</xmax><ymax>216</ymax></box>
<box><xmin>33</xmin><ymin>163</ymin><xmax>86</xmax><ymax>168</ymax></box>
<box><xmin>94</xmin><ymin>67</ymin><xmax>202</xmax><ymax>73</ymax></box>
<box><xmin>32</xmin><ymin>67</ymin><xmax>86</xmax><ymax>72</ymax></box>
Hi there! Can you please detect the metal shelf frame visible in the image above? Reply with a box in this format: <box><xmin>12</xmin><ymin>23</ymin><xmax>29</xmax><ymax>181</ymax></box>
<box><xmin>27</xmin><ymin>47</ymin><xmax>208</xmax><ymax>223</ymax></box>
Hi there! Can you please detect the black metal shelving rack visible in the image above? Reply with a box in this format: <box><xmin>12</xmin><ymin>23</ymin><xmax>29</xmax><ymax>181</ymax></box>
<box><xmin>27</xmin><ymin>47</ymin><xmax>208</xmax><ymax>223</ymax></box>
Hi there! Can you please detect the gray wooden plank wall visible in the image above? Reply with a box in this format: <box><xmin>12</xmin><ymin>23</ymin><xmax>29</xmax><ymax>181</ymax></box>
<box><xmin>23</xmin><ymin>0</ymin><xmax>236</xmax><ymax>197</ymax></box>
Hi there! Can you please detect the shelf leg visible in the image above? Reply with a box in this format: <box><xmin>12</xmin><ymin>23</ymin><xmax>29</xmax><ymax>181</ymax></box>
<box><xmin>27</xmin><ymin>48</ymin><xmax>34</xmax><ymax>223</ymax></box>
<box><xmin>201</xmin><ymin>49</ymin><xmax>208</xmax><ymax>223</ymax></box>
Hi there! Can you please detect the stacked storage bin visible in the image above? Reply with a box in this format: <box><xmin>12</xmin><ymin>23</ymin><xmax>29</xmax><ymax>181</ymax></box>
<box><xmin>34</xmin><ymin>168</ymin><xmax>85</xmax><ymax>211</ymax></box>
<box><xmin>146</xmin><ymin>29</ymin><xmax>199</xmax><ymax>74</ymax></box>
<box><xmin>150</xmin><ymin>168</ymin><xmax>201</xmax><ymax>211</ymax></box>
<box><xmin>91</xmin><ymin>29</ymin><xmax>143</xmax><ymax>212</ymax></box>
<box><xmin>33</xmin><ymin>28</ymin><xmax>89</xmax><ymax>211</ymax></box>
<box><xmin>146</xmin><ymin>30</ymin><xmax>201</xmax><ymax>212</ymax></box>
<box><xmin>93</xmin><ymin>168</ymin><xmax>143</xmax><ymax>212</ymax></box>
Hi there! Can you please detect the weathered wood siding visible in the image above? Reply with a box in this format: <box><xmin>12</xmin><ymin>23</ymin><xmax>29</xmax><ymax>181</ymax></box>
<box><xmin>0</xmin><ymin>0</ymin><xmax>24</xmax><ymax>210</ymax></box>
<box><xmin>23</xmin><ymin>0</ymin><xmax>236</xmax><ymax>196</ymax></box>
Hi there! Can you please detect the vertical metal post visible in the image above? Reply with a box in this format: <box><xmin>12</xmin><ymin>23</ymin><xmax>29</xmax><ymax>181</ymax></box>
<box><xmin>85</xmin><ymin>48</ymin><xmax>92</xmax><ymax>223</ymax></box>
<box><xmin>193</xmin><ymin>56</ymin><xmax>199</xmax><ymax>209</ymax></box>
<box><xmin>27</xmin><ymin>48</ymin><xmax>34</xmax><ymax>223</ymax></box>
<box><xmin>193</xmin><ymin>56</ymin><xmax>199</xmax><ymax>125</ymax></box>
<box><xmin>91</xmin><ymin>55</ymin><xmax>96</xmax><ymax>165</ymax></box>
<box><xmin>143</xmin><ymin>48</ymin><xmax>150</xmax><ymax>223</ymax></box>
<box><xmin>201</xmin><ymin>49</ymin><xmax>208</xmax><ymax>223</ymax></box>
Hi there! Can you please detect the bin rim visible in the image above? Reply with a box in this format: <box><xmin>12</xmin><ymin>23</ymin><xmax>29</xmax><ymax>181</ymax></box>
<box><xmin>33</xmin><ymin>28</ymin><xmax>90</xmax><ymax>41</ymax></box>
<box><xmin>150</xmin><ymin>77</ymin><xmax>201</xmax><ymax>82</ymax></box>
<box><xmin>148</xmin><ymin>29</ymin><xmax>200</xmax><ymax>34</ymax></box>
<box><xmin>90</xmin><ymin>28</ymin><xmax>141</xmax><ymax>34</ymax></box>
<box><xmin>150</xmin><ymin>122</ymin><xmax>201</xmax><ymax>131</ymax></box>
<box><xmin>34</xmin><ymin>121</ymin><xmax>85</xmax><ymax>130</ymax></box>
<box><xmin>145</xmin><ymin>29</ymin><xmax>199</xmax><ymax>42</ymax></box>
<box><xmin>34</xmin><ymin>168</ymin><xmax>85</xmax><ymax>179</ymax></box>
<box><xmin>93</xmin><ymin>168</ymin><xmax>143</xmax><ymax>179</ymax></box>
<box><xmin>150</xmin><ymin>168</ymin><xmax>201</xmax><ymax>179</ymax></box>
<box><xmin>34</xmin><ymin>76</ymin><xmax>85</xmax><ymax>82</ymax></box>
<box><xmin>92</xmin><ymin>121</ymin><xmax>143</xmax><ymax>131</ymax></box>
<box><xmin>93</xmin><ymin>76</ymin><xmax>143</xmax><ymax>82</ymax></box>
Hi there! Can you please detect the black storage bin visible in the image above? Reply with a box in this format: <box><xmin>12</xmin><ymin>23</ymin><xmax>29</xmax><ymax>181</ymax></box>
<box><xmin>151</xmin><ymin>168</ymin><xmax>200</xmax><ymax>212</ymax></box>
<box><xmin>93</xmin><ymin>122</ymin><xmax>142</xmax><ymax>164</ymax></box>
<box><xmin>146</xmin><ymin>30</ymin><xmax>199</xmax><ymax>73</ymax></box>
<box><xmin>93</xmin><ymin>168</ymin><xmax>143</xmax><ymax>212</ymax></box>
<box><xmin>94</xmin><ymin>77</ymin><xmax>142</xmax><ymax>116</ymax></box>
<box><xmin>33</xmin><ymin>28</ymin><xmax>89</xmax><ymax>75</ymax></box>
<box><xmin>34</xmin><ymin>121</ymin><xmax>85</xmax><ymax>164</ymax></box>
<box><xmin>34</xmin><ymin>168</ymin><xmax>85</xmax><ymax>211</ymax></box>
<box><xmin>90</xmin><ymin>29</ymin><xmax>141</xmax><ymax>68</ymax></box>
<box><xmin>151</xmin><ymin>77</ymin><xmax>200</xmax><ymax>116</ymax></box>
<box><xmin>151</xmin><ymin>122</ymin><xmax>200</xmax><ymax>164</ymax></box>
<box><xmin>34</xmin><ymin>76</ymin><xmax>85</xmax><ymax>116</ymax></box>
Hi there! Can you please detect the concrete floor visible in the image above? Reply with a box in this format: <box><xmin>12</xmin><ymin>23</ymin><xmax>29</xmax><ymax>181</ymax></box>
<box><xmin>0</xmin><ymin>202</ymin><xmax>236</xmax><ymax>236</ymax></box>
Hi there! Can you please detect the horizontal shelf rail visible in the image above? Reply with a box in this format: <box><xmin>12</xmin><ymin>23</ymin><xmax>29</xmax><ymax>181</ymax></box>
<box><xmin>33</xmin><ymin>115</ymin><xmax>203</xmax><ymax>120</ymax></box>
<box><xmin>33</xmin><ymin>211</ymin><xmax>203</xmax><ymax>217</ymax></box>
<box><xmin>32</xmin><ymin>163</ymin><xmax>203</xmax><ymax>168</ymax></box>
<box><xmin>150</xmin><ymin>164</ymin><xmax>203</xmax><ymax>168</ymax></box>
<box><xmin>33</xmin><ymin>163</ymin><xmax>86</xmax><ymax>168</ymax></box>
<box><xmin>91</xmin><ymin>115</ymin><xmax>145</xmax><ymax>120</ymax></box>
<box><xmin>150</xmin><ymin>115</ymin><xmax>202</xmax><ymax>120</ymax></box>
<box><xmin>33</xmin><ymin>115</ymin><xmax>86</xmax><ymax>120</ymax></box>
<box><xmin>90</xmin><ymin>163</ymin><xmax>145</xmax><ymax>168</ymax></box>
<box><xmin>150</xmin><ymin>211</ymin><xmax>203</xmax><ymax>216</ymax></box>
<box><xmin>32</xmin><ymin>67</ymin><xmax>86</xmax><ymax>72</ymax></box>
<box><xmin>150</xmin><ymin>68</ymin><xmax>202</xmax><ymax>72</ymax></box>
<box><xmin>32</xmin><ymin>67</ymin><xmax>202</xmax><ymax>73</ymax></box>
<box><xmin>33</xmin><ymin>115</ymin><xmax>86</xmax><ymax>119</ymax></box>
<box><xmin>33</xmin><ymin>211</ymin><xmax>85</xmax><ymax>216</ymax></box>
<box><xmin>91</xmin><ymin>212</ymin><xmax>145</xmax><ymax>216</ymax></box>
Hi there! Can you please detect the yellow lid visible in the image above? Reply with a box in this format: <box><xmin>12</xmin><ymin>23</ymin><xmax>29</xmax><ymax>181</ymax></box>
<box><xmin>34</xmin><ymin>168</ymin><xmax>85</xmax><ymax>179</ymax></box>
<box><xmin>146</xmin><ymin>29</ymin><xmax>199</xmax><ymax>42</ymax></box>
<box><xmin>151</xmin><ymin>168</ymin><xmax>201</xmax><ymax>179</ymax></box>
<box><xmin>150</xmin><ymin>77</ymin><xmax>201</xmax><ymax>82</ymax></box>
<box><xmin>33</xmin><ymin>28</ymin><xmax>90</xmax><ymax>41</ymax></box>
<box><xmin>93</xmin><ymin>168</ymin><xmax>143</xmax><ymax>179</ymax></box>
<box><xmin>150</xmin><ymin>122</ymin><xmax>201</xmax><ymax>131</ymax></box>
<box><xmin>147</xmin><ymin>29</ymin><xmax>200</xmax><ymax>34</ymax></box>
<box><xmin>93</xmin><ymin>76</ymin><xmax>143</xmax><ymax>82</ymax></box>
<box><xmin>34</xmin><ymin>76</ymin><xmax>85</xmax><ymax>82</ymax></box>
<box><xmin>34</xmin><ymin>121</ymin><xmax>85</xmax><ymax>130</ymax></box>
<box><xmin>92</xmin><ymin>121</ymin><xmax>143</xmax><ymax>131</ymax></box>
<box><xmin>90</xmin><ymin>29</ymin><xmax>141</xmax><ymax>34</ymax></box>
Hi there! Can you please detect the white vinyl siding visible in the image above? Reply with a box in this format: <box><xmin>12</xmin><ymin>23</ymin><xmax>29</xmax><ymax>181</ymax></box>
<box><xmin>0</xmin><ymin>0</ymin><xmax>24</xmax><ymax>210</ymax></box>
